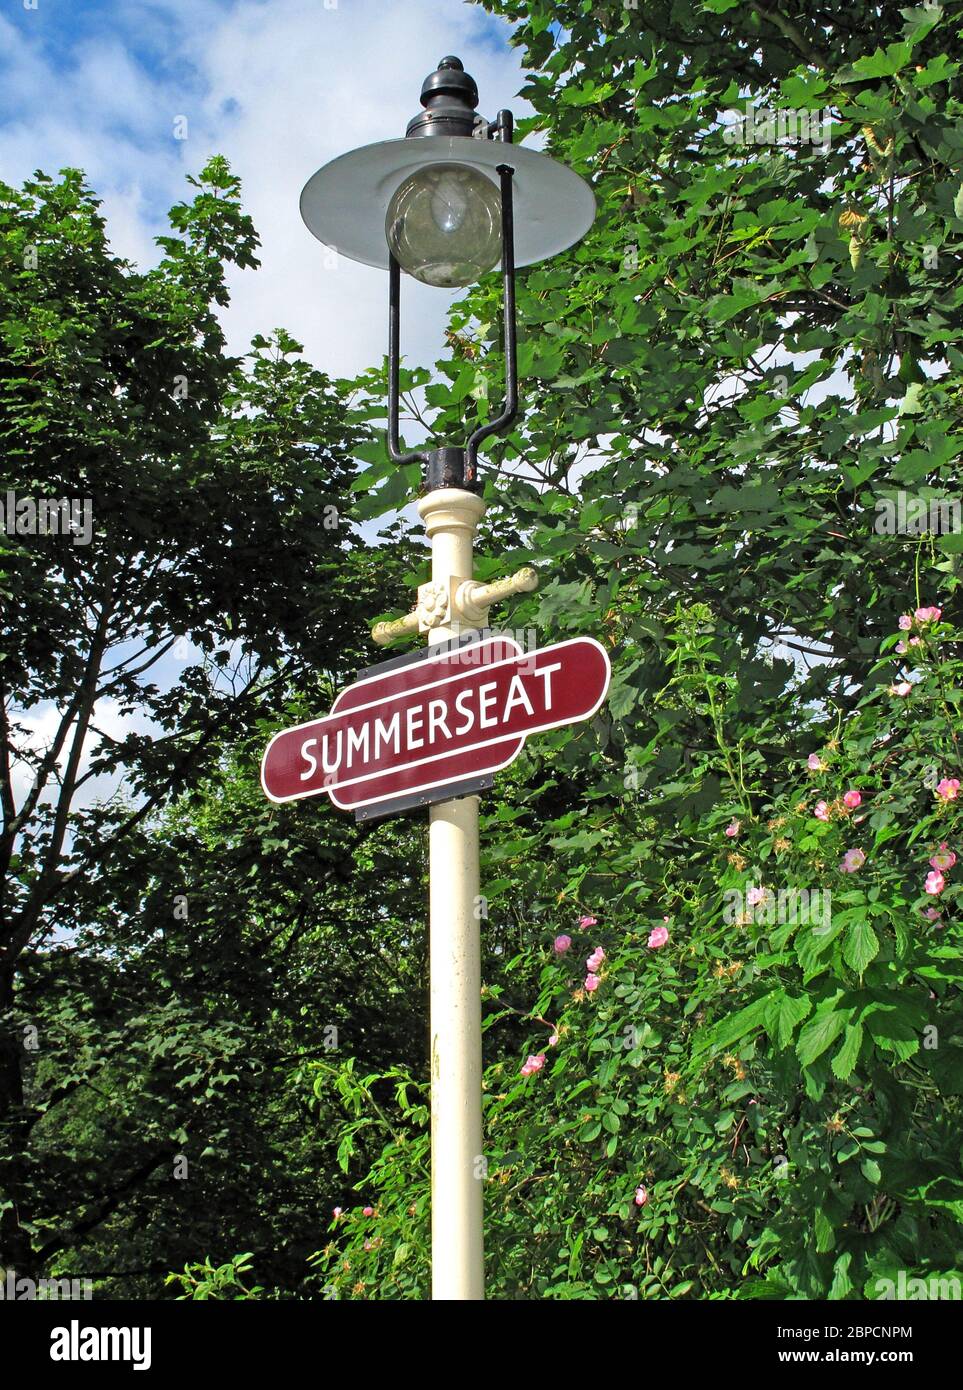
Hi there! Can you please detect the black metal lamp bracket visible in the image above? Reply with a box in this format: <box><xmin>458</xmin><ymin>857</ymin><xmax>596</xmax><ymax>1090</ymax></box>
<box><xmin>387</xmin><ymin>253</ymin><xmax>429</xmax><ymax>469</ymax></box>
<box><xmin>465</xmin><ymin>153</ymin><xmax>518</xmax><ymax>485</ymax></box>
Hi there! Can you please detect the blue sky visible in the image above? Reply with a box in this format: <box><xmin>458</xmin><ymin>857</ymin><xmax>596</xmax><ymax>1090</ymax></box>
<box><xmin>0</xmin><ymin>0</ymin><xmax>529</xmax><ymax>376</ymax></box>
<box><xmin>1</xmin><ymin>0</ymin><xmax>535</xmax><ymax>808</ymax></box>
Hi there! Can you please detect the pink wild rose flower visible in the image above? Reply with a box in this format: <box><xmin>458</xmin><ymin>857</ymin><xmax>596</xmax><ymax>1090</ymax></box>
<box><xmin>586</xmin><ymin>947</ymin><xmax>606</xmax><ymax>973</ymax></box>
<box><xmin>898</xmin><ymin>614</ymin><xmax>913</xmax><ymax>631</ymax></box>
<box><xmin>814</xmin><ymin>801</ymin><xmax>831</xmax><ymax>822</ymax></box>
<box><xmin>840</xmin><ymin>848</ymin><xmax>866</xmax><ymax>873</ymax></box>
<box><xmin>936</xmin><ymin>779</ymin><xmax>960</xmax><ymax>802</ymax></box>
<box><xmin>925</xmin><ymin>870</ymin><xmax>946</xmax><ymax>896</ymax></box>
<box><xmin>725</xmin><ymin>819</ymin><xmax>740</xmax><ymax>838</ymax></box>
<box><xmin>554</xmin><ymin>934</ymin><xmax>572</xmax><ymax>954</ymax></box>
<box><xmin>930</xmin><ymin>843</ymin><xmax>957</xmax><ymax>872</ymax></box>
<box><xmin>648</xmin><ymin>925</ymin><xmax>669</xmax><ymax>949</ymax></box>
<box><xmin>915</xmin><ymin>606</ymin><xmax>942</xmax><ymax>624</ymax></box>
<box><xmin>635</xmin><ymin>1185</ymin><xmax>649</xmax><ymax>1207</ymax></box>
<box><xmin>843</xmin><ymin>789</ymin><xmax>862</xmax><ymax>810</ymax></box>
<box><xmin>584</xmin><ymin>973</ymin><xmax>601</xmax><ymax>993</ymax></box>
<box><xmin>579</xmin><ymin>915</ymin><xmax>598</xmax><ymax>928</ymax></box>
<box><xmin>520</xmin><ymin>1053</ymin><xmax>546</xmax><ymax>1077</ymax></box>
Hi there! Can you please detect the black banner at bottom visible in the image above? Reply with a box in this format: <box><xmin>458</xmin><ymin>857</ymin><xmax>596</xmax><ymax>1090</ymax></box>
<box><xmin>2</xmin><ymin>1295</ymin><xmax>957</xmax><ymax>1374</ymax></box>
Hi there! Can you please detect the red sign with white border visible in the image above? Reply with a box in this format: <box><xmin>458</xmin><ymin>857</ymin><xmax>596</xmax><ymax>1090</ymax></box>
<box><xmin>260</xmin><ymin>632</ymin><xmax>611</xmax><ymax>816</ymax></box>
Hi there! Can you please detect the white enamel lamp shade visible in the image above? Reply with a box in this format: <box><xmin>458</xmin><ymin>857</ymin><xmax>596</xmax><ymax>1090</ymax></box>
<box><xmin>299</xmin><ymin>135</ymin><xmax>596</xmax><ymax>273</ymax></box>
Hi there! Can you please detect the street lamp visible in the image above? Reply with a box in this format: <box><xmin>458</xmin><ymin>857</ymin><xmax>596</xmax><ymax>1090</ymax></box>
<box><xmin>299</xmin><ymin>57</ymin><xmax>595</xmax><ymax>1303</ymax></box>
<box><xmin>300</xmin><ymin>54</ymin><xmax>595</xmax><ymax>490</ymax></box>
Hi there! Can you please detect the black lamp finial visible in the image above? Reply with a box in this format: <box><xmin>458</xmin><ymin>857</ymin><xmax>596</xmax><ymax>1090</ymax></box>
<box><xmin>406</xmin><ymin>55</ymin><xmax>481</xmax><ymax>138</ymax></box>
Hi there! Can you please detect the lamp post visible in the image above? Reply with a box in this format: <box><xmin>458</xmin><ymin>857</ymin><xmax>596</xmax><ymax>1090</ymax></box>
<box><xmin>300</xmin><ymin>56</ymin><xmax>594</xmax><ymax>1301</ymax></box>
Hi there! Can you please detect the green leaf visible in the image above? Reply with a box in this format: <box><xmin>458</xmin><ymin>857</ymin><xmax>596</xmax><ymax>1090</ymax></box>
<box><xmin>814</xmin><ymin>1207</ymin><xmax>835</xmax><ymax>1254</ymax></box>
<box><xmin>698</xmin><ymin>997</ymin><xmax>770</xmax><ymax>1055</ymax></box>
<box><xmin>843</xmin><ymin>921</ymin><xmax>880</xmax><ymax>975</ymax></box>
<box><xmin>764</xmin><ymin>991</ymin><xmax>812</xmax><ymax>1048</ymax></box>
<box><xmin>829</xmin><ymin>1252</ymin><xmax>854</xmax><ymax>1301</ymax></box>
<box><xmin>851</xmin><ymin>41</ymin><xmax>913</xmax><ymax>77</ymax></box>
<box><xmin>831</xmin><ymin>1022</ymin><xmax>864</xmax><ymax>1080</ymax></box>
<box><xmin>608</xmin><ymin>674</ymin><xmax>639</xmax><ymax>719</ymax></box>
<box><xmin>866</xmin><ymin>1009</ymin><xmax>920</xmax><ymax>1061</ymax></box>
<box><xmin>796</xmin><ymin>1009</ymin><xmax>848</xmax><ymax>1068</ymax></box>
<box><xmin>796</xmin><ymin>919</ymin><xmax>842</xmax><ymax>980</ymax></box>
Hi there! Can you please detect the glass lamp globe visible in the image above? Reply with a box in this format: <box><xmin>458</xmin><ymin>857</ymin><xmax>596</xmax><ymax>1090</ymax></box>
<box><xmin>385</xmin><ymin>162</ymin><xmax>501</xmax><ymax>288</ymax></box>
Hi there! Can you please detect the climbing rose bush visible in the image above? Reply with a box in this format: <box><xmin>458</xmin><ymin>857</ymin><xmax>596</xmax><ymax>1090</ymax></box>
<box><xmin>307</xmin><ymin>604</ymin><xmax>963</xmax><ymax>1301</ymax></box>
<box><xmin>306</xmin><ymin>0</ymin><xmax>963</xmax><ymax>1299</ymax></box>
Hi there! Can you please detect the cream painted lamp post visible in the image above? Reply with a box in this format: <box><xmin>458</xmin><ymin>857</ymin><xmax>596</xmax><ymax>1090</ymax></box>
<box><xmin>300</xmin><ymin>56</ymin><xmax>595</xmax><ymax>1301</ymax></box>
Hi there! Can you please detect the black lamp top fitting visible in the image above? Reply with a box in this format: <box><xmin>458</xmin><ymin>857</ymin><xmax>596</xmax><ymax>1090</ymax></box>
<box><xmin>406</xmin><ymin>55</ymin><xmax>482</xmax><ymax>139</ymax></box>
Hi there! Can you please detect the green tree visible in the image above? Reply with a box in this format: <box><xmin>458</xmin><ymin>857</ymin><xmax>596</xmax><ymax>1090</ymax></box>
<box><xmin>0</xmin><ymin>157</ymin><xmax>403</xmax><ymax>1283</ymax></box>
<box><xmin>16</xmin><ymin>733</ymin><xmax>427</xmax><ymax>1296</ymax></box>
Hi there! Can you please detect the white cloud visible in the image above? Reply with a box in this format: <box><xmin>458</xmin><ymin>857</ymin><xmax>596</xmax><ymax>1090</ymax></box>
<box><xmin>10</xmin><ymin>697</ymin><xmax>152</xmax><ymax>812</ymax></box>
<box><xmin>191</xmin><ymin>0</ymin><xmax>532</xmax><ymax>376</ymax></box>
<box><xmin>0</xmin><ymin>0</ymin><xmax>532</xmax><ymax>379</ymax></box>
